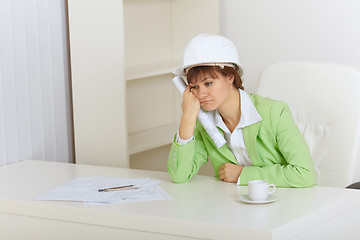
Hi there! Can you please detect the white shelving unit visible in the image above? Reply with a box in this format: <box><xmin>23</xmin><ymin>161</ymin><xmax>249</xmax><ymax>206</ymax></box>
<box><xmin>68</xmin><ymin>0</ymin><xmax>219</xmax><ymax>167</ymax></box>
<box><xmin>124</xmin><ymin>0</ymin><xmax>219</xmax><ymax>155</ymax></box>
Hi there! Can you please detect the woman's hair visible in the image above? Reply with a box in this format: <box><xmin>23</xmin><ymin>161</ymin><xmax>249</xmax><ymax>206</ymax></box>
<box><xmin>186</xmin><ymin>66</ymin><xmax>244</xmax><ymax>90</ymax></box>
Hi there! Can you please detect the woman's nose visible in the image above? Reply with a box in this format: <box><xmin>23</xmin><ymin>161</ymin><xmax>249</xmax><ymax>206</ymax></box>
<box><xmin>197</xmin><ymin>86</ymin><xmax>207</xmax><ymax>98</ymax></box>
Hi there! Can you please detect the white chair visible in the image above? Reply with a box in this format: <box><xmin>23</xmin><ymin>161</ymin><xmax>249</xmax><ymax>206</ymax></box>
<box><xmin>256</xmin><ymin>61</ymin><xmax>360</xmax><ymax>188</ymax></box>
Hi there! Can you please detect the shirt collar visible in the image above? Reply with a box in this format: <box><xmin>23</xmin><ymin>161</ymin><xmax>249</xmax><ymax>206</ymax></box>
<box><xmin>215</xmin><ymin>89</ymin><xmax>262</xmax><ymax>133</ymax></box>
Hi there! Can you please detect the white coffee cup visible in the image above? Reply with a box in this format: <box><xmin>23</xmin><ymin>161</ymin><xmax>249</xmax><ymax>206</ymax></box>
<box><xmin>248</xmin><ymin>180</ymin><xmax>276</xmax><ymax>201</ymax></box>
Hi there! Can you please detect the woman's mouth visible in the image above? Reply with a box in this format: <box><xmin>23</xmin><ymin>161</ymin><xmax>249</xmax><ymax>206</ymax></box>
<box><xmin>200</xmin><ymin>100</ymin><xmax>212</xmax><ymax>104</ymax></box>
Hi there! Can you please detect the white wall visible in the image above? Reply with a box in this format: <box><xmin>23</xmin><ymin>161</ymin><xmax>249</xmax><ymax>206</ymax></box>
<box><xmin>0</xmin><ymin>0</ymin><xmax>73</xmax><ymax>165</ymax></box>
<box><xmin>220</xmin><ymin>0</ymin><xmax>360</xmax><ymax>93</ymax></box>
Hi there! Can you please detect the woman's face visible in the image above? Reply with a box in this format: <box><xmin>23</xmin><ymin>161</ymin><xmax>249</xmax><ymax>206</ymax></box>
<box><xmin>189</xmin><ymin>72</ymin><xmax>234</xmax><ymax>111</ymax></box>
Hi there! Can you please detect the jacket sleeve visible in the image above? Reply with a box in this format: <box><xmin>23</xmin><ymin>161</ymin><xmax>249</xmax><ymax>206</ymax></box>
<box><xmin>167</xmin><ymin>124</ymin><xmax>209</xmax><ymax>183</ymax></box>
<box><xmin>240</xmin><ymin>104</ymin><xmax>317</xmax><ymax>187</ymax></box>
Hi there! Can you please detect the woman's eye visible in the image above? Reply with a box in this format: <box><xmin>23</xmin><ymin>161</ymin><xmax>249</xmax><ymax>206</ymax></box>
<box><xmin>205</xmin><ymin>82</ymin><xmax>212</xmax><ymax>86</ymax></box>
<box><xmin>190</xmin><ymin>86</ymin><xmax>198</xmax><ymax>90</ymax></box>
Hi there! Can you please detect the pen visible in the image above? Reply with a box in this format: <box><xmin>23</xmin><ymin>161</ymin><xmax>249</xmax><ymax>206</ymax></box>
<box><xmin>98</xmin><ymin>185</ymin><xmax>139</xmax><ymax>192</ymax></box>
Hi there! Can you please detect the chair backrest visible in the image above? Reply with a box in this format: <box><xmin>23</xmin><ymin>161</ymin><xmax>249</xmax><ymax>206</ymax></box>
<box><xmin>256</xmin><ymin>61</ymin><xmax>360</xmax><ymax>187</ymax></box>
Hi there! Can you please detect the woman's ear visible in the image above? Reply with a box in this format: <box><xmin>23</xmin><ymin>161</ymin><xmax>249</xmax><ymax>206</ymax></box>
<box><xmin>227</xmin><ymin>74</ymin><xmax>235</xmax><ymax>85</ymax></box>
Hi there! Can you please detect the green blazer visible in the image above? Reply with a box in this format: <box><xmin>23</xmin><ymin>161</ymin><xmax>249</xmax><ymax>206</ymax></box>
<box><xmin>167</xmin><ymin>94</ymin><xmax>316</xmax><ymax>187</ymax></box>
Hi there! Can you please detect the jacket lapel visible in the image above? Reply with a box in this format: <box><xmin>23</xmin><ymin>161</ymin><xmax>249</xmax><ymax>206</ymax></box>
<box><xmin>204</xmin><ymin>127</ymin><xmax>238</xmax><ymax>164</ymax></box>
<box><xmin>243</xmin><ymin>121</ymin><xmax>262</xmax><ymax>165</ymax></box>
<box><xmin>201</xmin><ymin>120</ymin><xmax>262</xmax><ymax>165</ymax></box>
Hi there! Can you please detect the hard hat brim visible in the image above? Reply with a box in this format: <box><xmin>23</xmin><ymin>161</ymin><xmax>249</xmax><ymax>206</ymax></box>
<box><xmin>173</xmin><ymin>62</ymin><xmax>244</xmax><ymax>77</ymax></box>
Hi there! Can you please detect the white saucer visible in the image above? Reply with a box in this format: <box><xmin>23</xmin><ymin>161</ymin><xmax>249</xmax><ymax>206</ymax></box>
<box><xmin>239</xmin><ymin>194</ymin><xmax>278</xmax><ymax>204</ymax></box>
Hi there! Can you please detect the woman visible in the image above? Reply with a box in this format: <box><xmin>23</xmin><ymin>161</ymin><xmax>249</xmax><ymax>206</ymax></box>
<box><xmin>167</xmin><ymin>34</ymin><xmax>316</xmax><ymax>187</ymax></box>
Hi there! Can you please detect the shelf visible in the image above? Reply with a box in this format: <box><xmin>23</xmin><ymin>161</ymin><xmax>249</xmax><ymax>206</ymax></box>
<box><xmin>129</xmin><ymin>123</ymin><xmax>178</xmax><ymax>155</ymax></box>
<box><xmin>125</xmin><ymin>60</ymin><xmax>181</xmax><ymax>81</ymax></box>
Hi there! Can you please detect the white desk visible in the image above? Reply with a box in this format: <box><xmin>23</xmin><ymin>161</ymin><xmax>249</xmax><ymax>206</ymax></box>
<box><xmin>0</xmin><ymin>160</ymin><xmax>359</xmax><ymax>240</ymax></box>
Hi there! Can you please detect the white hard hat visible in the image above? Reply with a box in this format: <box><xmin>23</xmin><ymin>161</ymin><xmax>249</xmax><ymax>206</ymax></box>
<box><xmin>173</xmin><ymin>34</ymin><xmax>243</xmax><ymax>77</ymax></box>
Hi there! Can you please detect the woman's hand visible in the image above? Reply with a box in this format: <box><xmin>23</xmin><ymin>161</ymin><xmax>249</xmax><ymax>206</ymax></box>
<box><xmin>218</xmin><ymin>163</ymin><xmax>244</xmax><ymax>183</ymax></box>
<box><xmin>179</xmin><ymin>85</ymin><xmax>201</xmax><ymax>139</ymax></box>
